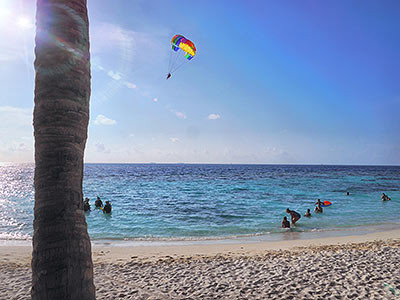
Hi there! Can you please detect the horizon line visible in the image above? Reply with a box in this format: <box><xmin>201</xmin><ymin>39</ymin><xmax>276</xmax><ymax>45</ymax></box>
<box><xmin>1</xmin><ymin>161</ymin><xmax>399</xmax><ymax>167</ymax></box>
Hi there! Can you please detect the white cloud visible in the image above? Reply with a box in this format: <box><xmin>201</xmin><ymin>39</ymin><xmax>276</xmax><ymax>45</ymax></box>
<box><xmin>8</xmin><ymin>142</ymin><xmax>29</xmax><ymax>152</ymax></box>
<box><xmin>90</xmin><ymin>23</ymin><xmax>135</xmax><ymax>54</ymax></box>
<box><xmin>92</xmin><ymin>58</ymin><xmax>105</xmax><ymax>71</ymax></box>
<box><xmin>0</xmin><ymin>106</ymin><xmax>34</xmax><ymax>161</ymax></box>
<box><xmin>0</xmin><ymin>105</ymin><xmax>31</xmax><ymax>115</ymax></box>
<box><xmin>265</xmin><ymin>147</ymin><xmax>279</xmax><ymax>154</ymax></box>
<box><xmin>167</xmin><ymin>108</ymin><xmax>187</xmax><ymax>119</ymax></box>
<box><xmin>124</xmin><ymin>81</ymin><xmax>136</xmax><ymax>89</ymax></box>
<box><xmin>175</xmin><ymin>111</ymin><xmax>187</xmax><ymax>119</ymax></box>
<box><xmin>165</xmin><ymin>106</ymin><xmax>187</xmax><ymax>119</ymax></box>
<box><xmin>89</xmin><ymin>22</ymin><xmax>168</xmax><ymax>67</ymax></box>
<box><xmin>169</xmin><ymin>137</ymin><xmax>179</xmax><ymax>143</ymax></box>
<box><xmin>95</xmin><ymin>143</ymin><xmax>110</xmax><ymax>153</ymax></box>
<box><xmin>208</xmin><ymin>113</ymin><xmax>221</xmax><ymax>120</ymax></box>
<box><xmin>89</xmin><ymin>22</ymin><xmax>170</xmax><ymax>105</ymax></box>
<box><xmin>0</xmin><ymin>106</ymin><xmax>32</xmax><ymax>128</ymax></box>
<box><xmin>93</xmin><ymin>114</ymin><xmax>116</xmax><ymax>125</ymax></box>
<box><xmin>107</xmin><ymin>70</ymin><xmax>122</xmax><ymax>81</ymax></box>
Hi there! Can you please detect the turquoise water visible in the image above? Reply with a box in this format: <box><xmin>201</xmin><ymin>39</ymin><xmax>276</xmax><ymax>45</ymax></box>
<box><xmin>1</xmin><ymin>163</ymin><xmax>399</xmax><ymax>241</ymax></box>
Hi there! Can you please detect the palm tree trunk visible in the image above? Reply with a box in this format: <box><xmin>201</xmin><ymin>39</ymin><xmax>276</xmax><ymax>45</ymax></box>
<box><xmin>32</xmin><ymin>0</ymin><xmax>95</xmax><ymax>299</ymax></box>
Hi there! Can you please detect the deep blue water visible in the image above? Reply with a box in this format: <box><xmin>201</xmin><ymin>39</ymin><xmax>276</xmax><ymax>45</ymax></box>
<box><xmin>1</xmin><ymin>163</ymin><xmax>399</xmax><ymax>241</ymax></box>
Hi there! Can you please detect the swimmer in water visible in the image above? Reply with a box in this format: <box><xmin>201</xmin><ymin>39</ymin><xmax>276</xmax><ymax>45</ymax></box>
<box><xmin>286</xmin><ymin>208</ymin><xmax>301</xmax><ymax>225</ymax></box>
<box><xmin>103</xmin><ymin>200</ymin><xmax>112</xmax><ymax>214</ymax></box>
<box><xmin>282</xmin><ymin>216</ymin><xmax>290</xmax><ymax>228</ymax></box>
<box><xmin>83</xmin><ymin>197</ymin><xmax>90</xmax><ymax>212</ymax></box>
<box><xmin>95</xmin><ymin>196</ymin><xmax>103</xmax><ymax>208</ymax></box>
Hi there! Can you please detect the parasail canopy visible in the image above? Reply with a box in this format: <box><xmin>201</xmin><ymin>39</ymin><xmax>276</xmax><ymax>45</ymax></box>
<box><xmin>171</xmin><ymin>34</ymin><xmax>196</xmax><ymax>60</ymax></box>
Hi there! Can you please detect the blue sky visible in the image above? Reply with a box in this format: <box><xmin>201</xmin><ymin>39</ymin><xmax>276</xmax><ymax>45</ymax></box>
<box><xmin>0</xmin><ymin>0</ymin><xmax>399</xmax><ymax>164</ymax></box>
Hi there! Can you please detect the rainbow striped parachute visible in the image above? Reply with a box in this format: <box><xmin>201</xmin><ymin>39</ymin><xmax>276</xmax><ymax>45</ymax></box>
<box><xmin>168</xmin><ymin>34</ymin><xmax>196</xmax><ymax>77</ymax></box>
<box><xmin>171</xmin><ymin>34</ymin><xmax>196</xmax><ymax>60</ymax></box>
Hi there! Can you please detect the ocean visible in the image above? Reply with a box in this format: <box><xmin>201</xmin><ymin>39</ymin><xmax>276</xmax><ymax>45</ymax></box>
<box><xmin>1</xmin><ymin>163</ymin><xmax>399</xmax><ymax>243</ymax></box>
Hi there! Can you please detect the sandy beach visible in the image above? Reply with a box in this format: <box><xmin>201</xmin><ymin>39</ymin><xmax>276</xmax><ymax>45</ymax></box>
<box><xmin>1</xmin><ymin>229</ymin><xmax>400</xmax><ymax>300</ymax></box>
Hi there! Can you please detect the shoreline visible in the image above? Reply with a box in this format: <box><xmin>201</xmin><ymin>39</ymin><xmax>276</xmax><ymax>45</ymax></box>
<box><xmin>1</xmin><ymin>228</ymin><xmax>399</xmax><ymax>265</ymax></box>
<box><xmin>2</xmin><ymin>221</ymin><xmax>399</xmax><ymax>246</ymax></box>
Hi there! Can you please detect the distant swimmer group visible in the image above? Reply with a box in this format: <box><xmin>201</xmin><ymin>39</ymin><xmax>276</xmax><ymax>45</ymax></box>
<box><xmin>83</xmin><ymin>196</ymin><xmax>112</xmax><ymax>214</ymax></box>
<box><xmin>282</xmin><ymin>196</ymin><xmax>334</xmax><ymax>229</ymax></box>
<box><xmin>282</xmin><ymin>191</ymin><xmax>393</xmax><ymax>229</ymax></box>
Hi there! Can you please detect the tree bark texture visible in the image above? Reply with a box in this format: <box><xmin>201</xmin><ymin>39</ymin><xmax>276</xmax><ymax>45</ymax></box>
<box><xmin>32</xmin><ymin>0</ymin><xmax>95</xmax><ymax>299</ymax></box>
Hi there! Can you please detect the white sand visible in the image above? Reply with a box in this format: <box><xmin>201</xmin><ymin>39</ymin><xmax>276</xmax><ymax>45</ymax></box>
<box><xmin>1</xmin><ymin>229</ymin><xmax>399</xmax><ymax>299</ymax></box>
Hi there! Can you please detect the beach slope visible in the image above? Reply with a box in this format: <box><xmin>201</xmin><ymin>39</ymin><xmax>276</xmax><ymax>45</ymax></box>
<box><xmin>1</xmin><ymin>230</ymin><xmax>399</xmax><ymax>299</ymax></box>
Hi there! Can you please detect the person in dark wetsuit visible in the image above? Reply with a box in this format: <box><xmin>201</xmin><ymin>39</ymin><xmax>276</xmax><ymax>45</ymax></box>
<box><xmin>166</xmin><ymin>73</ymin><xmax>171</xmax><ymax>80</ymax></box>
<box><xmin>95</xmin><ymin>196</ymin><xmax>103</xmax><ymax>208</ymax></box>
<box><xmin>282</xmin><ymin>216</ymin><xmax>290</xmax><ymax>228</ymax></box>
<box><xmin>103</xmin><ymin>201</ymin><xmax>112</xmax><ymax>214</ymax></box>
<box><xmin>83</xmin><ymin>197</ymin><xmax>90</xmax><ymax>212</ymax></box>
<box><xmin>286</xmin><ymin>208</ymin><xmax>301</xmax><ymax>225</ymax></box>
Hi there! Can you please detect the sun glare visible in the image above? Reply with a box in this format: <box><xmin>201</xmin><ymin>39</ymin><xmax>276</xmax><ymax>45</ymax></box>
<box><xmin>0</xmin><ymin>1</ymin><xmax>33</xmax><ymax>29</ymax></box>
<box><xmin>17</xmin><ymin>16</ymin><xmax>33</xmax><ymax>29</ymax></box>
<box><xmin>0</xmin><ymin>7</ymin><xmax>10</xmax><ymax>14</ymax></box>
<box><xmin>0</xmin><ymin>0</ymin><xmax>11</xmax><ymax>17</ymax></box>
<box><xmin>0</xmin><ymin>8</ymin><xmax>11</xmax><ymax>20</ymax></box>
